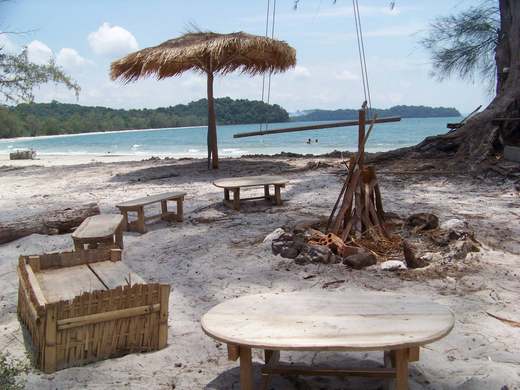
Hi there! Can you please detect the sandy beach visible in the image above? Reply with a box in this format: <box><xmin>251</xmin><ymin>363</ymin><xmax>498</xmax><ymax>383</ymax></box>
<box><xmin>1</xmin><ymin>154</ymin><xmax>519</xmax><ymax>389</ymax></box>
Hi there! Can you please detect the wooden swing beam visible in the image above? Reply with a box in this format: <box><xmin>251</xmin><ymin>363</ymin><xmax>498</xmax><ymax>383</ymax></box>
<box><xmin>233</xmin><ymin>116</ymin><xmax>401</xmax><ymax>138</ymax></box>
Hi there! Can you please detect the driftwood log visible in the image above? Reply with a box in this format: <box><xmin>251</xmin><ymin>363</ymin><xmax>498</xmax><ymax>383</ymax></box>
<box><xmin>0</xmin><ymin>203</ymin><xmax>100</xmax><ymax>244</ymax></box>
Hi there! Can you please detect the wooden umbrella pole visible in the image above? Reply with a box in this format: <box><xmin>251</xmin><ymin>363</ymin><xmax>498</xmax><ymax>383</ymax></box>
<box><xmin>206</xmin><ymin>71</ymin><xmax>219</xmax><ymax>169</ymax></box>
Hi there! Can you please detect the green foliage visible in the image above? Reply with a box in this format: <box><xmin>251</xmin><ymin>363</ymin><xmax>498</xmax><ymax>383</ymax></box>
<box><xmin>0</xmin><ymin>351</ymin><xmax>29</xmax><ymax>390</ymax></box>
<box><xmin>420</xmin><ymin>2</ymin><xmax>499</xmax><ymax>85</ymax></box>
<box><xmin>291</xmin><ymin>105</ymin><xmax>461</xmax><ymax>122</ymax></box>
<box><xmin>0</xmin><ymin>98</ymin><xmax>290</xmax><ymax>138</ymax></box>
<box><xmin>0</xmin><ymin>48</ymin><xmax>80</xmax><ymax>103</ymax></box>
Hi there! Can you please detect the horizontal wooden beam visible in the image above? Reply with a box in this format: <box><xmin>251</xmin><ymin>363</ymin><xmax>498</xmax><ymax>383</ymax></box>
<box><xmin>261</xmin><ymin>364</ymin><xmax>396</xmax><ymax>378</ymax></box>
<box><xmin>57</xmin><ymin>303</ymin><xmax>160</xmax><ymax>330</ymax></box>
<box><xmin>233</xmin><ymin>116</ymin><xmax>401</xmax><ymax>138</ymax></box>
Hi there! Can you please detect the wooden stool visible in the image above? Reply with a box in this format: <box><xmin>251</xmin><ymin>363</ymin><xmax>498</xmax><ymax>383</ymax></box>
<box><xmin>72</xmin><ymin>214</ymin><xmax>124</xmax><ymax>250</ymax></box>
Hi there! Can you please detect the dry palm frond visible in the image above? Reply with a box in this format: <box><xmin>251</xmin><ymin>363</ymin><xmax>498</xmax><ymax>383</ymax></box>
<box><xmin>111</xmin><ymin>31</ymin><xmax>296</xmax><ymax>82</ymax></box>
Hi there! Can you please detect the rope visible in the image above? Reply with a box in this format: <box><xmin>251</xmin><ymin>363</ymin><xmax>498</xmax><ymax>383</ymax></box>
<box><xmin>352</xmin><ymin>0</ymin><xmax>372</xmax><ymax>113</ymax></box>
<box><xmin>259</xmin><ymin>0</ymin><xmax>277</xmax><ymax>132</ymax></box>
<box><xmin>266</xmin><ymin>0</ymin><xmax>277</xmax><ymax>105</ymax></box>
<box><xmin>260</xmin><ymin>0</ymin><xmax>270</xmax><ymax>103</ymax></box>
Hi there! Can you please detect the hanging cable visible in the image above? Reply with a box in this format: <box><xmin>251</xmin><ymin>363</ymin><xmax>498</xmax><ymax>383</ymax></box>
<box><xmin>260</xmin><ymin>0</ymin><xmax>271</xmax><ymax>104</ymax></box>
<box><xmin>352</xmin><ymin>0</ymin><xmax>372</xmax><ymax>114</ymax></box>
<box><xmin>266</xmin><ymin>0</ymin><xmax>277</xmax><ymax>105</ymax></box>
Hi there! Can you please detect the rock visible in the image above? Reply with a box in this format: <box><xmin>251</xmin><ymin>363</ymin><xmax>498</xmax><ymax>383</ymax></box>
<box><xmin>263</xmin><ymin>228</ymin><xmax>285</xmax><ymax>243</ymax></box>
<box><xmin>343</xmin><ymin>251</ymin><xmax>377</xmax><ymax>269</ymax></box>
<box><xmin>403</xmin><ymin>240</ymin><xmax>428</xmax><ymax>269</ymax></box>
<box><xmin>307</xmin><ymin>244</ymin><xmax>332</xmax><ymax>264</ymax></box>
<box><xmin>380</xmin><ymin>260</ymin><xmax>407</xmax><ymax>271</ymax></box>
<box><xmin>271</xmin><ymin>240</ymin><xmax>285</xmax><ymax>255</ymax></box>
<box><xmin>294</xmin><ymin>253</ymin><xmax>311</xmax><ymax>265</ymax></box>
<box><xmin>406</xmin><ymin>213</ymin><xmax>439</xmax><ymax>231</ymax></box>
<box><xmin>441</xmin><ymin>218</ymin><xmax>466</xmax><ymax>231</ymax></box>
<box><xmin>452</xmin><ymin>240</ymin><xmax>480</xmax><ymax>259</ymax></box>
<box><xmin>280</xmin><ymin>246</ymin><xmax>299</xmax><ymax>259</ymax></box>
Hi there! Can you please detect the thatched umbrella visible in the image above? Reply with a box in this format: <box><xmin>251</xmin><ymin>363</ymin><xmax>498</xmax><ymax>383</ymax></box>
<box><xmin>111</xmin><ymin>31</ymin><xmax>296</xmax><ymax>169</ymax></box>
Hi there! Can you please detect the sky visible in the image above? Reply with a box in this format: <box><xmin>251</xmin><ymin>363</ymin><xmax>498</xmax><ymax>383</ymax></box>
<box><xmin>1</xmin><ymin>0</ymin><xmax>492</xmax><ymax>113</ymax></box>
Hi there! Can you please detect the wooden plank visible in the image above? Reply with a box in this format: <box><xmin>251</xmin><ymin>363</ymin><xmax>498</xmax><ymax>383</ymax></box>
<box><xmin>116</xmin><ymin>191</ymin><xmax>186</xmax><ymax>208</ymax></box>
<box><xmin>213</xmin><ymin>175</ymin><xmax>288</xmax><ymax>189</ymax></box>
<box><xmin>23</xmin><ymin>263</ymin><xmax>47</xmax><ymax>307</ymax></box>
<box><xmin>158</xmin><ymin>284</ymin><xmax>170</xmax><ymax>349</ymax></box>
<box><xmin>36</xmin><ymin>264</ymin><xmax>106</xmax><ymax>303</ymax></box>
<box><xmin>262</xmin><ymin>364</ymin><xmax>396</xmax><ymax>378</ymax></box>
<box><xmin>239</xmin><ymin>346</ymin><xmax>253</xmax><ymax>390</ymax></box>
<box><xmin>88</xmin><ymin>261</ymin><xmax>144</xmax><ymax>289</ymax></box>
<box><xmin>44</xmin><ymin>304</ymin><xmax>57</xmax><ymax>373</ymax></box>
<box><xmin>233</xmin><ymin>116</ymin><xmax>401</xmax><ymax>138</ymax></box>
<box><xmin>394</xmin><ymin>349</ymin><xmax>409</xmax><ymax>390</ymax></box>
<box><xmin>57</xmin><ymin>303</ymin><xmax>160</xmax><ymax>330</ymax></box>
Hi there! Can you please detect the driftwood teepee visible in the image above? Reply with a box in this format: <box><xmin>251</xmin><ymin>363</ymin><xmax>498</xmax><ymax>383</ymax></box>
<box><xmin>327</xmin><ymin>108</ymin><xmax>388</xmax><ymax>242</ymax></box>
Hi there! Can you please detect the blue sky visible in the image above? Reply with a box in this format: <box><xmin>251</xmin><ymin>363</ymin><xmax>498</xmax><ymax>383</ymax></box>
<box><xmin>1</xmin><ymin>0</ymin><xmax>491</xmax><ymax>113</ymax></box>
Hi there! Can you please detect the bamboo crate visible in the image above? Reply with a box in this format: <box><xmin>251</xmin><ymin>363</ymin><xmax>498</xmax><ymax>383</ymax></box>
<box><xmin>17</xmin><ymin>248</ymin><xmax>170</xmax><ymax>373</ymax></box>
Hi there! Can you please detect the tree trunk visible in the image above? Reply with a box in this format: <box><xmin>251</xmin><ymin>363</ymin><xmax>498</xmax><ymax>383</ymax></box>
<box><xmin>375</xmin><ymin>0</ymin><xmax>520</xmax><ymax>169</ymax></box>
<box><xmin>206</xmin><ymin>72</ymin><xmax>219</xmax><ymax>169</ymax></box>
<box><xmin>0</xmin><ymin>203</ymin><xmax>100</xmax><ymax>244</ymax></box>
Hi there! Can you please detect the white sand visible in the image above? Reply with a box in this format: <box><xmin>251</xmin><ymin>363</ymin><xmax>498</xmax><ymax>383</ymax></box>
<box><xmin>0</xmin><ymin>155</ymin><xmax>519</xmax><ymax>389</ymax></box>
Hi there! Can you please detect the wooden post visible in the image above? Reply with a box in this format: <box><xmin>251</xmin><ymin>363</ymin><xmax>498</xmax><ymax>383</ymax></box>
<box><xmin>233</xmin><ymin>188</ymin><xmax>240</xmax><ymax>211</ymax></box>
<box><xmin>264</xmin><ymin>185</ymin><xmax>270</xmax><ymax>199</ymax></box>
<box><xmin>239</xmin><ymin>346</ymin><xmax>253</xmax><ymax>390</ymax></box>
<box><xmin>121</xmin><ymin>210</ymin><xmax>129</xmax><ymax>231</ymax></box>
<box><xmin>160</xmin><ymin>200</ymin><xmax>168</xmax><ymax>218</ymax></box>
<box><xmin>158</xmin><ymin>285</ymin><xmax>170</xmax><ymax>349</ymax></box>
<box><xmin>227</xmin><ymin>344</ymin><xmax>240</xmax><ymax>361</ymax></box>
<box><xmin>358</xmin><ymin>109</ymin><xmax>366</xmax><ymax>169</ymax></box>
<box><xmin>137</xmin><ymin>206</ymin><xmax>146</xmax><ymax>233</ymax></box>
<box><xmin>176</xmin><ymin>198</ymin><xmax>183</xmax><ymax>222</ymax></box>
<box><xmin>207</xmin><ymin>70</ymin><xmax>219</xmax><ymax>169</ymax></box>
<box><xmin>394</xmin><ymin>349</ymin><xmax>409</xmax><ymax>390</ymax></box>
<box><xmin>115</xmin><ymin>225</ymin><xmax>124</xmax><ymax>249</ymax></box>
<box><xmin>274</xmin><ymin>185</ymin><xmax>282</xmax><ymax>206</ymax></box>
<box><xmin>28</xmin><ymin>255</ymin><xmax>40</xmax><ymax>272</ymax></box>
<box><xmin>224</xmin><ymin>188</ymin><xmax>230</xmax><ymax>201</ymax></box>
<box><xmin>110</xmin><ymin>248</ymin><xmax>122</xmax><ymax>262</ymax></box>
<box><xmin>73</xmin><ymin>239</ymin><xmax>83</xmax><ymax>251</ymax></box>
<box><xmin>44</xmin><ymin>304</ymin><xmax>57</xmax><ymax>373</ymax></box>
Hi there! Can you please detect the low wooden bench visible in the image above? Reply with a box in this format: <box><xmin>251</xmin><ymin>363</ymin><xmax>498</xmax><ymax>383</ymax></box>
<box><xmin>213</xmin><ymin>175</ymin><xmax>289</xmax><ymax>211</ymax></box>
<box><xmin>116</xmin><ymin>191</ymin><xmax>186</xmax><ymax>233</ymax></box>
<box><xmin>17</xmin><ymin>248</ymin><xmax>170</xmax><ymax>373</ymax></box>
<box><xmin>72</xmin><ymin>214</ymin><xmax>124</xmax><ymax>250</ymax></box>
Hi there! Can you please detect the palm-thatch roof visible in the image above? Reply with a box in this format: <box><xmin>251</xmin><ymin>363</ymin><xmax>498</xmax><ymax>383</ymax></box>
<box><xmin>111</xmin><ymin>31</ymin><xmax>296</xmax><ymax>82</ymax></box>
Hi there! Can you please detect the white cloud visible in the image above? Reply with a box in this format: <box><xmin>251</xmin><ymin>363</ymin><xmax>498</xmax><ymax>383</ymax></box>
<box><xmin>336</xmin><ymin>69</ymin><xmax>358</xmax><ymax>81</ymax></box>
<box><xmin>26</xmin><ymin>40</ymin><xmax>53</xmax><ymax>64</ymax></box>
<box><xmin>292</xmin><ymin>65</ymin><xmax>311</xmax><ymax>78</ymax></box>
<box><xmin>56</xmin><ymin>48</ymin><xmax>89</xmax><ymax>69</ymax></box>
<box><xmin>88</xmin><ymin>22</ymin><xmax>138</xmax><ymax>57</ymax></box>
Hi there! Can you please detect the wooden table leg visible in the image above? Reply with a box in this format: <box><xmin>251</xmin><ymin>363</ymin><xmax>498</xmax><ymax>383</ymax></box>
<box><xmin>137</xmin><ymin>206</ymin><xmax>146</xmax><ymax>233</ymax></box>
<box><xmin>224</xmin><ymin>188</ymin><xmax>230</xmax><ymax>201</ymax></box>
<box><xmin>260</xmin><ymin>349</ymin><xmax>279</xmax><ymax>390</ymax></box>
<box><xmin>121</xmin><ymin>210</ymin><xmax>129</xmax><ymax>231</ymax></box>
<box><xmin>115</xmin><ymin>225</ymin><xmax>124</xmax><ymax>249</ymax></box>
<box><xmin>233</xmin><ymin>188</ymin><xmax>240</xmax><ymax>211</ymax></box>
<box><xmin>264</xmin><ymin>185</ymin><xmax>270</xmax><ymax>200</ymax></box>
<box><xmin>394</xmin><ymin>349</ymin><xmax>409</xmax><ymax>390</ymax></box>
<box><xmin>73</xmin><ymin>239</ymin><xmax>83</xmax><ymax>251</ymax></box>
<box><xmin>176</xmin><ymin>198</ymin><xmax>183</xmax><ymax>221</ymax></box>
<box><xmin>160</xmin><ymin>200</ymin><xmax>168</xmax><ymax>219</ymax></box>
<box><xmin>274</xmin><ymin>185</ymin><xmax>282</xmax><ymax>206</ymax></box>
<box><xmin>239</xmin><ymin>346</ymin><xmax>253</xmax><ymax>390</ymax></box>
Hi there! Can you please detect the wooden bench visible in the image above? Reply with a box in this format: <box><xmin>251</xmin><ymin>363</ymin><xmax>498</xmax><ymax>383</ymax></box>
<box><xmin>202</xmin><ymin>291</ymin><xmax>454</xmax><ymax>390</ymax></box>
<box><xmin>72</xmin><ymin>214</ymin><xmax>124</xmax><ymax>250</ymax></box>
<box><xmin>17</xmin><ymin>248</ymin><xmax>170</xmax><ymax>373</ymax></box>
<box><xmin>213</xmin><ymin>175</ymin><xmax>289</xmax><ymax>211</ymax></box>
<box><xmin>116</xmin><ymin>191</ymin><xmax>186</xmax><ymax>233</ymax></box>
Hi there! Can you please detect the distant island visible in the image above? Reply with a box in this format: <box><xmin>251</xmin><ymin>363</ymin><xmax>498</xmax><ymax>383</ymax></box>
<box><xmin>0</xmin><ymin>98</ymin><xmax>289</xmax><ymax>139</ymax></box>
<box><xmin>291</xmin><ymin>105</ymin><xmax>461</xmax><ymax>122</ymax></box>
<box><xmin>0</xmin><ymin>100</ymin><xmax>462</xmax><ymax>139</ymax></box>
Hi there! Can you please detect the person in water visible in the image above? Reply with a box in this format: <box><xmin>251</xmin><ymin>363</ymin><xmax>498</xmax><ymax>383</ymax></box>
<box><xmin>306</xmin><ymin>138</ymin><xmax>312</xmax><ymax>144</ymax></box>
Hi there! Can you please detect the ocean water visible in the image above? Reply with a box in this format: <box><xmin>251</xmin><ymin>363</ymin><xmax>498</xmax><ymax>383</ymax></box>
<box><xmin>0</xmin><ymin>117</ymin><xmax>461</xmax><ymax>157</ymax></box>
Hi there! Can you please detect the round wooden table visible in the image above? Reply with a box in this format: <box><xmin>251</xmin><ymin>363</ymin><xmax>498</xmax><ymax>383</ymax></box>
<box><xmin>201</xmin><ymin>291</ymin><xmax>454</xmax><ymax>390</ymax></box>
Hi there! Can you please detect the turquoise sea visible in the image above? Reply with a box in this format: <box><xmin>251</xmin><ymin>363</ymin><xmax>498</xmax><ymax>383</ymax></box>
<box><xmin>0</xmin><ymin>116</ymin><xmax>461</xmax><ymax>157</ymax></box>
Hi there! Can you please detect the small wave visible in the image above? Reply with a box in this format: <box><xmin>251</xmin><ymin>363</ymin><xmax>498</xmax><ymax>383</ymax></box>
<box><xmin>131</xmin><ymin>144</ymin><xmax>141</xmax><ymax>149</ymax></box>
<box><xmin>187</xmin><ymin>148</ymin><xmax>200</xmax><ymax>153</ymax></box>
